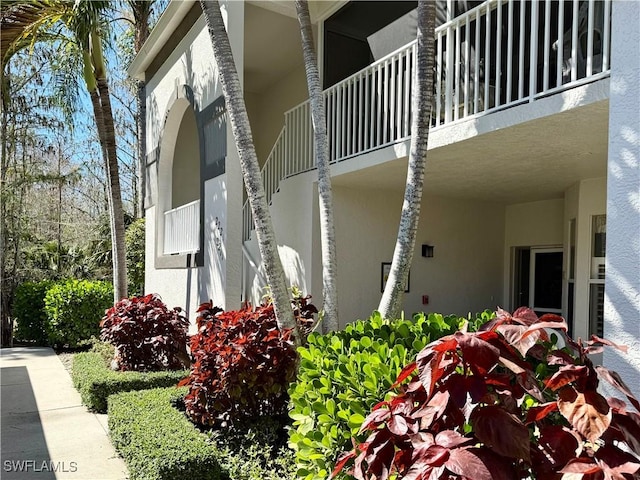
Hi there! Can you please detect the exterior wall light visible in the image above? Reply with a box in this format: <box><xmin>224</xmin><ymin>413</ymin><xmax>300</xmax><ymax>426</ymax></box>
<box><xmin>422</xmin><ymin>244</ymin><xmax>434</xmax><ymax>258</ymax></box>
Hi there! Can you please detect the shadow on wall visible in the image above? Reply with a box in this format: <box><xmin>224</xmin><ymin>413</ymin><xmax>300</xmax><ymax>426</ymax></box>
<box><xmin>603</xmin><ymin>119</ymin><xmax>640</xmax><ymax>398</ymax></box>
<box><xmin>199</xmin><ymin>176</ymin><xmax>227</xmax><ymax>309</ymax></box>
<box><xmin>147</xmin><ymin>31</ymin><xmax>219</xmax><ymax>194</ymax></box>
<box><xmin>250</xmin><ymin>245</ymin><xmax>307</xmax><ymax>304</ymax></box>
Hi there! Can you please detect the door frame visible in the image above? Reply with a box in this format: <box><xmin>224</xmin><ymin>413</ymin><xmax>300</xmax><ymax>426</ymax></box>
<box><xmin>512</xmin><ymin>245</ymin><xmax>564</xmax><ymax>315</ymax></box>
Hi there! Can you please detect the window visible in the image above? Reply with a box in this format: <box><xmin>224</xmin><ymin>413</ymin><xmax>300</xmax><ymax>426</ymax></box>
<box><xmin>567</xmin><ymin>219</ymin><xmax>576</xmax><ymax>335</ymax></box>
<box><xmin>588</xmin><ymin>215</ymin><xmax>606</xmax><ymax>337</ymax></box>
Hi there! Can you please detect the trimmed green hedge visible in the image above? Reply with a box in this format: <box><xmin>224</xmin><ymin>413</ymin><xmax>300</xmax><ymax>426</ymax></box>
<box><xmin>13</xmin><ymin>280</ymin><xmax>54</xmax><ymax>344</ymax></box>
<box><xmin>108</xmin><ymin>388</ymin><xmax>296</xmax><ymax>480</ymax></box>
<box><xmin>72</xmin><ymin>352</ymin><xmax>187</xmax><ymax>413</ymax></box>
<box><xmin>44</xmin><ymin>279</ymin><xmax>113</xmax><ymax>347</ymax></box>
<box><xmin>109</xmin><ymin>388</ymin><xmax>222</xmax><ymax>480</ymax></box>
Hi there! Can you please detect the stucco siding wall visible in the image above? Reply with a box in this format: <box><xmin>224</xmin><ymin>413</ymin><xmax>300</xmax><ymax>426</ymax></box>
<box><xmin>574</xmin><ymin>178</ymin><xmax>606</xmax><ymax>342</ymax></box>
<box><xmin>145</xmin><ymin>206</ymin><xmax>201</xmax><ymax>326</ymax></box>
<box><xmin>146</xmin><ymin>1</ymin><xmax>245</xmax><ymax>151</ymax></box>
<box><xmin>244</xmin><ymin>170</ymin><xmax>317</xmax><ymax>303</ymax></box>
<box><xmin>505</xmin><ymin>199</ymin><xmax>565</xmax><ymax>248</ymax></box>
<box><xmin>144</xmin><ymin>1</ymin><xmax>245</xmax><ymax>321</ymax></box>
<box><xmin>604</xmin><ymin>0</ymin><xmax>640</xmax><ymax>399</ymax></box>
<box><xmin>333</xmin><ymin>187</ymin><xmax>505</xmax><ymax>325</ymax></box>
<box><xmin>246</xmin><ymin>65</ymin><xmax>309</xmax><ymax>167</ymax></box>
<box><xmin>503</xmin><ymin>198</ymin><xmax>565</xmax><ymax>310</ymax></box>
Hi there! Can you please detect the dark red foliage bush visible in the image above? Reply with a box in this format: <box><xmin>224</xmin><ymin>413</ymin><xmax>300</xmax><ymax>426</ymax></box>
<box><xmin>333</xmin><ymin>307</ymin><xmax>640</xmax><ymax>480</ymax></box>
<box><xmin>179</xmin><ymin>296</ymin><xmax>317</xmax><ymax>427</ymax></box>
<box><xmin>100</xmin><ymin>294</ymin><xmax>189</xmax><ymax>372</ymax></box>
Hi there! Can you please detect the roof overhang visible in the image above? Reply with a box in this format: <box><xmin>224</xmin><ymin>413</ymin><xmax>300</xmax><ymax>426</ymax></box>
<box><xmin>127</xmin><ymin>0</ymin><xmax>346</xmax><ymax>81</ymax></box>
<box><xmin>127</xmin><ymin>0</ymin><xmax>198</xmax><ymax>81</ymax></box>
<box><xmin>246</xmin><ymin>0</ymin><xmax>346</xmax><ymax>22</ymax></box>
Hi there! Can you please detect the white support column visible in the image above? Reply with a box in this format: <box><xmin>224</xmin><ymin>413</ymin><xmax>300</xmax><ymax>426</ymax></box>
<box><xmin>603</xmin><ymin>0</ymin><xmax>640</xmax><ymax>399</ymax></box>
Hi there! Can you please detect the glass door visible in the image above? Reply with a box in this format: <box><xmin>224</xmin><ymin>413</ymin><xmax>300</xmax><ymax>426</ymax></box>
<box><xmin>529</xmin><ymin>248</ymin><xmax>563</xmax><ymax>316</ymax></box>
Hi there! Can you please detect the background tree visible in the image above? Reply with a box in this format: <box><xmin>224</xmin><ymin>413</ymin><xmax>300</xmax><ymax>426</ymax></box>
<box><xmin>199</xmin><ymin>0</ymin><xmax>301</xmax><ymax>344</ymax></box>
<box><xmin>378</xmin><ymin>0</ymin><xmax>435</xmax><ymax>319</ymax></box>
<box><xmin>295</xmin><ymin>0</ymin><xmax>339</xmax><ymax>332</ymax></box>
<box><xmin>1</xmin><ymin>0</ymin><xmax>129</xmax><ymax>302</ymax></box>
<box><xmin>0</xmin><ymin>0</ymin><xmax>155</xmax><ymax>344</ymax></box>
<box><xmin>0</xmin><ymin>47</ymin><xmax>96</xmax><ymax>345</ymax></box>
<box><xmin>128</xmin><ymin>0</ymin><xmax>151</xmax><ymax>219</ymax></box>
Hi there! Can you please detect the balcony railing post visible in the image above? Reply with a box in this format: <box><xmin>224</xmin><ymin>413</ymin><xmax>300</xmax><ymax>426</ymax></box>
<box><xmin>506</xmin><ymin>0</ymin><xmax>514</xmax><ymax>102</ymax></box>
<box><xmin>602</xmin><ymin>0</ymin><xmax>610</xmax><ymax>72</ymax></box>
<box><xmin>543</xmin><ymin>0</ymin><xmax>552</xmax><ymax>91</ymax></box>
<box><xmin>518</xmin><ymin>0</ymin><xmax>526</xmax><ymax>99</ymax></box>
<box><xmin>496</xmin><ymin>0</ymin><xmax>503</xmax><ymax>109</ymax></box>
<box><xmin>529</xmin><ymin>0</ymin><xmax>539</xmax><ymax>100</ymax></box>
<box><xmin>571</xmin><ymin>0</ymin><xmax>579</xmax><ymax>83</ymax></box>
<box><xmin>556</xmin><ymin>0</ymin><xmax>565</xmax><ymax>87</ymax></box>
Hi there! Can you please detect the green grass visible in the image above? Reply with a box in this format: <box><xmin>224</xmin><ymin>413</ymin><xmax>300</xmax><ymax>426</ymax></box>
<box><xmin>71</xmin><ymin>352</ymin><xmax>187</xmax><ymax>413</ymax></box>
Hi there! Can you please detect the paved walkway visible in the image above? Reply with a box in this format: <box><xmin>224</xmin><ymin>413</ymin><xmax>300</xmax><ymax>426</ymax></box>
<box><xmin>1</xmin><ymin>347</ymin><xmax>128</xmax><ymax>480</ymax></box>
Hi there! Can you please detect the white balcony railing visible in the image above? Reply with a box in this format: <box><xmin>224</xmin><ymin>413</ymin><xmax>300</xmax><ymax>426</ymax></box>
<box><xmin>164</xmin><ymin>200</ymin><xmax>200</xmax><ymax>255</ymax></box>
<box><xmin>243</xmin><ymin>0</ymin><xmax>611</xmax><ymax>241</ymax></box>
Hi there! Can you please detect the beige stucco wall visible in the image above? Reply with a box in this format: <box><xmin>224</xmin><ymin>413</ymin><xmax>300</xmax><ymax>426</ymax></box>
<box><xmin>243</xmin><ymin>169</ymin><xmax>318</xmax><ymax>304</ymax></box>
<box><xmin>245</xmin><ymin>176</ymin><xmax>506</xmax><ymax>327</ymax></box>
<box><xmin>332</xmin><ymin>187</ymin><xmax>505</xmax><ymax>324</ymax></box>
<box><xmin>245</xmin><ymin>65</ymin><xmax>309</xmax><ymax>167</ymax></box>
<box><xmin>144</xmin><ymin>1</ymin><xmax>245</xmax><ymax>321</ymax></box>
<box><xmin>503</xmin><ymin>198</ymin><xmax>565</xmax><ymax>310</ymax></box>
<box><xmin>603</xmin><ymin>0</ymin><xmax>640</xmax><ymax>398</ymax></box>
<box><xmin>171</xmin><ymin>108</ymin><xmax>199</xmax><ymax>208</ymax></box>
<box><xmin>144</xmin><ymin>206</ymin><xmax>201</xmax><ymax>324</ymax></box>
<box><xmin>566</xmin><ymin>177</ymin><xmax>607</xmax><ymax>343</ymax></box>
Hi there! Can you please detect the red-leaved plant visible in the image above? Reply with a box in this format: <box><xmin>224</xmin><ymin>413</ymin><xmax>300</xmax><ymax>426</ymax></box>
<box><xmin>179</xmin><ymin>296</ymin><xmax>317</xmax><ymax>426</ymax></box>
<box><xmin>100</xmin><ymin>294</ymin><xmax>189</xmax><ymax>371</ymax></box>
<box><xmin>333</xmin><ymin>308</ymin><xmax>640</xmax><ymax>480</ymax></box>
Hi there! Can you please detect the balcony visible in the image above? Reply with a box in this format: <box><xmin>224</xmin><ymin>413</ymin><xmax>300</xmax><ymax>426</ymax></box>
<box><xmin>243</xmin><ymin>0</ymin><xmax>611</xmax><ymax>241</ymax></box>
<box><xmin>163</xmin><ymin>200</ymin><xmax>200</xmax><ymax>255</ymax></box>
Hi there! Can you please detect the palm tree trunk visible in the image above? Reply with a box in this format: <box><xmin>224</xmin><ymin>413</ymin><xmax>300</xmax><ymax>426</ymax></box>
<box><xmin>135</xmin><ymin>79</ymin><xmax>146</xmax><ymax>218</ymax></box>
<box><xmin>378</xmin><ymin>0</ymin><xmax>435</xmax><ymax>319</ymax></box>
<box><xmin>199</xmin><ymin>0</ymin><xmax>300</xmax><ymax>344</ymax></box>
<box><xmin>96</xmin><ymin>76</ymin><xmax>128</xmax><ymax>302</ymax></box>
<box><xmin>294</xmin><ymin>0</ymin><xmax>339</xmax><ymax>332</ymax></box>
<box><xmin>84</xmin><ymin>37</ymin><xmax>128</xmax><ymax>302</ymax></box>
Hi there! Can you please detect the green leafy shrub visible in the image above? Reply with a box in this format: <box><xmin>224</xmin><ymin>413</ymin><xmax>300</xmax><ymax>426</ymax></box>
<box><xmin>72</xmin><ymin>352</ymin><xmax>187</xmax><ymax>413</ymax></box>
<box><xmin>44</xmin><ymin>279</ymin><xmax>113</xmax><ymax>348</ymax></box>
<box><xmin>206</xmin><ymin>415</ymin><xmax>297</xmax><ymax>480</ymax></box>
<box><xmin>13</xmin><ymin>280</ymin><xmax>54</xmax><ymax>345</ymax></box>
<box><xmin>334</xmin><ymin>308</ymin><xmax>640</xmax><ymax>480</ymax></box>
<box><xmin>108</xmin><ymin>387</ymin><xmax>297</xmax><ymax>480</ymax></box>
<box><xmin>108</xmin><ymin>387</ymin><xmax>223</xmax><ymax>480</ymax></box>
<box><xmin>89</xmin><ymin>338</ymin><xmax>116</xmax><ymax>365</ymax></box>
<box><xmin>288</xmin><ymin>310</ymin><xmax>493</xmax><ymax>480</ymax></box>
<box><xmin>126</xmin><ymin>218</ymin><xmax>145</xmax><ymax>296</ymax></box>
<box><xmin>100</xmin><ymin>294</ymin><xmax>189</xmax><ymax>371</ymax></box>
<box><xmin>180</xmin><ymin>296</ymin><xmax>317</xmax><ymax>426</ymax></box>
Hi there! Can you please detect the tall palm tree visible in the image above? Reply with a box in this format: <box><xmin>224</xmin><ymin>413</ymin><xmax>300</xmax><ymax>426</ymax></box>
<box><xmin>1</xmin><ymin>0</ymin><xmax>128</xmax><ymax>302</ymax></box>
<box><xmin>378</xmin><ymin>0</ymin><xmax>435</xmax><ymax>319</ymax></box>
<box><xmin>294</xmin><ymin>0</ymin><xmax>339</xmax><ymax>332</ymax></box>
<box><xmin>198</xmin><ymin>0</ymin><xmax>301</xmax><ymax>344</ymax></box>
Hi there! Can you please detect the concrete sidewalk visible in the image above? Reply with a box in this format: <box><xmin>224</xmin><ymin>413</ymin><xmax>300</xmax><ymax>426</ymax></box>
<box><xmin>1</xmin><ymin>347</ymin><xmax>128</xmax><ymax>480</ymax></box>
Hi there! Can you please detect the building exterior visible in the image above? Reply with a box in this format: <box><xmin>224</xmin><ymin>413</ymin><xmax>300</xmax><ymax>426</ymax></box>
<box><xmin>129</xmin><ymin>0</ymin><xmax>639</xmax><ymax>394</ymax></box>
